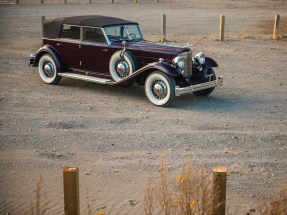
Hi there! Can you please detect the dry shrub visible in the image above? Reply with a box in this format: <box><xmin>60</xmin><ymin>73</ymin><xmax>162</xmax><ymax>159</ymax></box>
<box><xmin>144</xmin><ymin>158</ymin><xmax>213</xmax><ymax>215</ymax></box>
<box><xmin>27</xmin><ymin>175</ymin><xmax>50</xmax><ymax>215</ymax></box>
<box><xmin>258</xmin><ymin>188</ymin><xmax>287</xmax><ymax>215</ymax></box>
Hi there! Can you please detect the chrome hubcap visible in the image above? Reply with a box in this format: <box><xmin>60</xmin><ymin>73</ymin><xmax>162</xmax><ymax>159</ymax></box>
<box><xmin>43</xmin><ymin>62</ymin><xmax>55</xmax><ymax>78</ymax></box>
<box><xmin>152</xmin><ymin>80</ymin><xmax>167</xmax><ymax>99</ymax></box>
<box><xmin>116</xmin><ymin>61</ymin><xmax>129</xmax><ymax>78</ymax></box>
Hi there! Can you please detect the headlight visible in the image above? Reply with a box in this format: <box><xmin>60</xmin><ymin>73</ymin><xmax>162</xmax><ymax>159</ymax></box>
<box><xmin>195</xmin><ymin>52</ymin><xmax>205</xmax><ymax>64</ymax></box>
<box><xmin>172</xmin><ymin>55</ymin><xmax>185</xmax><ymax>70</ymax></box>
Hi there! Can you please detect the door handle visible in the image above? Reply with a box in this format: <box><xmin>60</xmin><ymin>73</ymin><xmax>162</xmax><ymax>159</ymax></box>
<box><xmin>56</xmin><ymin>43</ymin><xmax>61</xmax><ymax>46</ymax></box>
<box><xmin>101</xmin><ymin>49</ymin><xmax>108</xmax><ymax>52</ymax></box>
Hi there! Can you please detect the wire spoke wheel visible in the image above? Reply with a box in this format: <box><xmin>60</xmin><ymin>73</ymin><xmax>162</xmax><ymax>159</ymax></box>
<box><xmin>109</xmin><ymin>51</ymin><xmax>137</xmax><ymax>82</ymax></box>
<box><xmin>145</xmin><ymin>71</ymin><xmax>175</xmax><ymax>107</ymax></box>
<box><xmin>38</xmin><ymin>54</ymin><xmax>61</xmax><ymax>85</ymax></box>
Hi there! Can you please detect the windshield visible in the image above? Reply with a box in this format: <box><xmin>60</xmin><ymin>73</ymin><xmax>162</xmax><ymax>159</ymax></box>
<box><xmin>104</xmin><ymin>25</ymin><xmax>143</xmax><ymax>42</ymax></box>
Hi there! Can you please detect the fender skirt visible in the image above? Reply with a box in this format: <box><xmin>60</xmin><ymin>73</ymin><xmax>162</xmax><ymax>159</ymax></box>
<box><xmin>33</xmin><ymin>45</ymin><xmax>63</xmax><ymax>70</ymax></box>
<box><xmin>116</xmin><ymin>62</ymin><xmax>181</xmax><ymax>86</ymax></box>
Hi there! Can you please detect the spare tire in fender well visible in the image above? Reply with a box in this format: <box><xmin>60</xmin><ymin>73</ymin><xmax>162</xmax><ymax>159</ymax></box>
<box><xmin>109</xmin><ymin>50</ymin><xmax>138</xmax><ymax>84</ymax></box>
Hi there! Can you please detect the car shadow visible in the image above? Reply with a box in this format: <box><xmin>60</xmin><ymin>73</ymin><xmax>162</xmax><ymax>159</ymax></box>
<box><xmin>59</xmin><ymin>78</ymin><xmax>256</xmax><ymax>114</ymax></box>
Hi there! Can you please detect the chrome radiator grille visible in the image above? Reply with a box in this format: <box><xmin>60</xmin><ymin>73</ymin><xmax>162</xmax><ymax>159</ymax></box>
<box><xmin>183</xmin><ymin>51</ymin><xmax>192</xmax><ymax>78</ymax></box>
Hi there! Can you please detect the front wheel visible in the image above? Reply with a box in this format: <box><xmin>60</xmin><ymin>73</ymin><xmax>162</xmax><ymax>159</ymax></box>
<box><xmin>193</xmin><ymin>68</ymin><xmax>216</xmax><ymax>96</ymax></box>
<box><xmin>38</xmin><ymin>54</ymin><xmax>61</xmax><ymax>84</ymax></box>
<box><xmin>145</xmin><ymin>71</ymin><xmax>175</xmax><ymax>107</ymax></box>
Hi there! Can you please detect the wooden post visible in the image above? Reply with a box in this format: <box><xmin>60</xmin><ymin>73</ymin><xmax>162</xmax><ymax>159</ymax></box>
<box><xmin>155</xmin><ymin>0</ymin><xmax>158</xmax><ymax>3</ymax></box>
<box><xmin>112</xmin><ymin>0</ymin><xmax>114</xmax><ymax>2</ymax></box>
<box><xmin>161</xmin><ymin>14</ymin><xmax>166</xmax><ymax>43</ymax></box>
<box><xmin>16</xmin><ymin>0</ymin><xmax>19</xmax><ymax>4</ymax></box>
<box><xmin>41</xmin><ymin>0</ymin><xmax>44</xmax><ymax>4</ymax></box>
<box><xmin>273</xmin><ymin>14</ymin><xmax>280</xmax><ymax>40</ymax></box>
<box><xmin>63</xmin><ymin>167</ymin><xmax>80</xmax><ymax>215</ymax></box>
<box><xmin>220</xmin><ymin>14</ymin><xmax>225</xmax><ymax>41</ymax></box>
<box><xmin>212</xmin><ymin>167</ymin><xmax>227</xmax><ymax>215</ymax></box>
<box><xmin>64</xmin><ymin>0</ymin><xmax>67</xmax><ymax>4</ymax></box>
<box><xmin>89</xmin><ymin>0</ymin><xmax>92</xmax><ymax>3</ymax></box>
<box><xmin>134</xmin><ymin>0</ymin><xmax>137</xmax><ymax>3</ymax></box>
<box><xmin>41</xmin><ymin>16</ymin><xmax>46</xmax><ymax>24</ymax></box>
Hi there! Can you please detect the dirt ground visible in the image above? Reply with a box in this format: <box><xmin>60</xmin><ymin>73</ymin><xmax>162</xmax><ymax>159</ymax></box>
<box><xmin>0</xmin><ymin>0</ymin><xmax>287</xmax><ymax>214</ymax></box>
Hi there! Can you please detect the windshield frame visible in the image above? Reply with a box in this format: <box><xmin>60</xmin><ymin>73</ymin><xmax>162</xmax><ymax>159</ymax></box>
<box><xmin>103</xmin><ymin>24</ymin><xmax>143</xmax><ymax>44</ymax></box>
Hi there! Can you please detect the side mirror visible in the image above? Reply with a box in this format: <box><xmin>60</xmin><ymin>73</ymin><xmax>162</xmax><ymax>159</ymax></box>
<box><xmin>120</xmin><ymin>41</ymin><xmax>127</xmax><ymax>59</ymax></box>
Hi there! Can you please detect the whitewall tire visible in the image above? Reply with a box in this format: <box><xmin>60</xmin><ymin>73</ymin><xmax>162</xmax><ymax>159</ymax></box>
<box><xmin>109</xmin><ymin>51</ymin><xmax>137</xmax><ymax>82</ymax></box>
<box><xmin>145</xmin><ymin>71</ymin><xmax>175</xmax><ymax>107</ymax></box>
<box><xmin>38</xmin><ymin>54</ymin><xmax>61</xmax><ymax>84</ymax></box>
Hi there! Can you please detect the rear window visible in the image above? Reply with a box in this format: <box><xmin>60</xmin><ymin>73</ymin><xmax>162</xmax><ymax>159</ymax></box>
<box><xmin>61</xmin><ymin>25</ymin><xmax>80</xmax><ymax>40</ymax></box>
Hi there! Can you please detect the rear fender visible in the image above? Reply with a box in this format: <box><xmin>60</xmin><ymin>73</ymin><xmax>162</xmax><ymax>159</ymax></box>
<box><xmin>116</xmin><ymin>62</ymin><xmax>181</xmax><ymax>86</ymax></box>
<box><xmin>33</xmin><ymin>45</ymin><xmax>63</xmax><ymax>69</ymax></box>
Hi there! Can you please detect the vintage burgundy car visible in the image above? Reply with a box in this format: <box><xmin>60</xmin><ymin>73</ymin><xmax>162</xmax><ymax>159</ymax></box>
<box><xmin>29</xmin><ymin>15</ymin><xmax>223</xmax><ymax>107</ymax></box>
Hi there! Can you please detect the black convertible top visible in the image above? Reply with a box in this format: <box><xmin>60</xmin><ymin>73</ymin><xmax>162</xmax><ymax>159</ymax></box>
<box><xmin>42</xmin><ymin>15</ymin><xmax>138</xmax><ymax>39</ymax></box>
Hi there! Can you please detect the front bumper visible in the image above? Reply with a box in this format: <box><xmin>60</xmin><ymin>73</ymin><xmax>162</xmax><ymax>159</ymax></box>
<box><xmin>175</xmin><ymin>75</ymin><xmax>223</xmax><ymax>96</ymax></box>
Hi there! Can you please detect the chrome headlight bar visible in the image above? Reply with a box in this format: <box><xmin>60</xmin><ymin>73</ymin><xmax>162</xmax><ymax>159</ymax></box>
<box><xmin>172</xmin><ymin>51</ymin><xmax>192</xmax><ymax>78</ymax></box>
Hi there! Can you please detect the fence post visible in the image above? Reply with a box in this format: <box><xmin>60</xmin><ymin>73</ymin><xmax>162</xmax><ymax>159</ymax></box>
<box><xmin>273</xmin><ymin>14</ymin><xmax>280</xmax><ymax>40</ymax></box>
<box><xmin>220</xmin><ymin>14</ymin><xmax>225</xmax><ymax>41</ymax></box>
<box><xmin>64</xmin><ymin>0</ymin><xmax>67</xmax><ymax>3</ymax></box>
<box><xmin>134</xmin><ymin>0</ymin><xmax>137</xmax><ymax>3</ymax></box>
<box><xmin>41</xmin><ymin>0</ymin><xmax>44</xmax><ymax>4</ymax></box>
<box><xmin>89</xmin><ymin>0</ymin><xmax>92</xmax><ymax>3</ymax></box>
<box><xmin>212</xmin><ymin>167</ymin><xmax>227</xmax><ymax>215</ymax></box>
<box><xmin>63</xmin><ymin>167</ymin><xmax>80</xmax><ymax>215</ymax></box>
<box><xmin>161</xmin><ymin>14</ymin><xmax>166</xmax><ymax>43</ymax></box>
<box><xmin>155</xmin><ymin>0</ymin><xmax>158</xmax><ymax>2</ymax></box>
<box><xmin>41</xmin><ymin>16</ymin><xmax>46</xmax><ymax>24</ymax></box>
<box><xmin>112</xmin><ymin>0</ymin><xmax>114</xmax><ymax>2</ymax></box>
<box><xmin>16</xmin><ymin>0</ymin><xmax>19</xmax><ymax>4</ymax></box>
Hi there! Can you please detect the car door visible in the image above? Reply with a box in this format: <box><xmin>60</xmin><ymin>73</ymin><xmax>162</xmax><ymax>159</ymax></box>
<box><xmin>80</xmin><ymin>27</ymin><xmax>116</xmax><ymax>78</ymax></box>
<box><xmin>54</xmin><ymin>24</ymin><xmax>81</xmax><ymax>70</ymax></box>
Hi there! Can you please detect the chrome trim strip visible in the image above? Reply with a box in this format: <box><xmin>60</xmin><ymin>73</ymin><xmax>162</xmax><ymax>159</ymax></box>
<box><xmin>58</xmin><ymin>72</ymin><xmax>115</xmax><ymax>85</ymax></box>
<box><xmin>175</xmin><ymin>76</ymin><xmax>223</xmax><ymax>96</ymax></box>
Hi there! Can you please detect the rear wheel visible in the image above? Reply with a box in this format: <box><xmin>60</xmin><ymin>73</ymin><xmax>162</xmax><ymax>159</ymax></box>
<box><xmin>145</xmin><ymin>71</ymin><xmax>175</xmax><ymax>107</ymax></box>
<box><xmin>38</xmin><ymin>54</ymin><xmax>61</xmax><ymax>84</ymax></box>
<box><xmin>193</xmin><ymin>68</ymin><xmax>216</xmax><ymax>96</ymax></box>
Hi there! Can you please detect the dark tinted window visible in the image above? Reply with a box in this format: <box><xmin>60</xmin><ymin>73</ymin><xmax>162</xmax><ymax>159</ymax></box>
<box><xmin>61</xmin><ymin>25</ymin><xmax>80</xmax><ymax>40</ymax></box>
<box><xmin>83</xmin><ymin>27</ymin><xmax>107</xmax><ymax>43</ymax></box>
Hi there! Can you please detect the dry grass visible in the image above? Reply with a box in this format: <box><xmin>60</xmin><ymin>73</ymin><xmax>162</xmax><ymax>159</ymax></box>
<box><xmin>258</xmin><ymin>188</ymin><xmax>287</xmax><ymax>215</ymax></box>
<box><xmin>27</xmin><ymin>175</ymin><xmax>50</xmax><ymax>215</ymax></box>
<box><xmin>144</xmin><ymin>158</ymin><xmax>214</xmax><ymax>215</ymax></box>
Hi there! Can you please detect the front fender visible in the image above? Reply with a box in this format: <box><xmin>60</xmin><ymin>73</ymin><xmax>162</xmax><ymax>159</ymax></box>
<box><xmin>33</xmin><ymin>45</ymin><xmax>63</xmax><ymax>69</ymax></box>
<box><xmin>205</xmin><ymin>57</ymin><xmax>218</xmax><ymax>68</ymax></box>
<box><xmin>116</xmin><ymin>62</ymin><xmax>181</xmax><ymax>86</ymax></box>
<box><xmin>202</xmin><ymin>57</ymin><xmax>218</xmax><ymax>77</ymax></box>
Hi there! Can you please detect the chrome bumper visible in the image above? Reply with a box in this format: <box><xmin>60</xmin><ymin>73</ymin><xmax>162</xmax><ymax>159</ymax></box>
<box><xmin>175</xmin><ymin>75</ymin><xmax>223</xmax><ymax>96</ymax></box>
<box><xmin>28</xmin><ymin>54</ymin><xmax>35</xmax><ymax>66</ymax></box>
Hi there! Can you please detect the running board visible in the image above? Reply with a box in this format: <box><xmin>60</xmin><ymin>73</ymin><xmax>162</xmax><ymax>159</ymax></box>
<box><xmin>58</xmin><ymin>73</ymin><xmax>115</xmax><ymax>85</ymax></box>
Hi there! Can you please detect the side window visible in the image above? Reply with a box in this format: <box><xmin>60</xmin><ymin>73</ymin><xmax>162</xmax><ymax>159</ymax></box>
<box><xmin>83</xmin><ymin>27</ymin><xmax>107</xmax><ymax>43</ymax></box>
<box><xmin>61</xmin><ymin>25</ymin><xmax>80</xmax><ymax>40</ymax></box>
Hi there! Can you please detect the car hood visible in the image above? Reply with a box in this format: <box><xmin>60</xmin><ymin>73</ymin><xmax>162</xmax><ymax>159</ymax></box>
<box><xmin>112</xmin><ymin>41</ymin><xmax>189</xmax><ymax>61</ymax></box>
<box><xmin>128</xmin><ymin>41</ymin><xmax>188</xmax><ymax>54</ymax></box>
